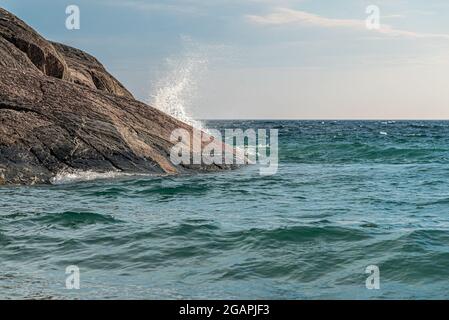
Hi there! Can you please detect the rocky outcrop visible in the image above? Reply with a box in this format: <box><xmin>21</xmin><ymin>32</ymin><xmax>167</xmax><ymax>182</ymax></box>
<box><xmin>0</xmin><ymin>8</ymin><xmax>231</xmax><ymax>185</ymax></box>
<box><xmin>0</xmin><ymin>9</ymin><xmax>69</xmax><ymax>80</ymax></box>
<box><xmin>51</xmin><ymin>42</ymin><xmax>134</xmax><ymax>99</ymax></box>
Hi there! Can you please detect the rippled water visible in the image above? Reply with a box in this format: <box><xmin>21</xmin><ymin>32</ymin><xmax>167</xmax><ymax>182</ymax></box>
<box><xmin>2</xmin><ymin>120</ymin><xmax>449</xmax><ymax>299</ymax></box>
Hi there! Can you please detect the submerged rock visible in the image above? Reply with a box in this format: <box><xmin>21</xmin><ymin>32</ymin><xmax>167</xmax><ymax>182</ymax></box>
<box><xmin>0</xmin><ymin>8</ymin><xmax>230</xmax><ymax>185</ymax></box>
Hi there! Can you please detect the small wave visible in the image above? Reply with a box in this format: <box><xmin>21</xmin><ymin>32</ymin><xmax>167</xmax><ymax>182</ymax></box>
<box><xmin>50</xmin><ymin>170</ymin><xmax>150</xmax><ymax>185</ymax></box>
<box><xmin>232</xmin><ymin>225</ymin><xmax>370</xmax><ymax>247</ymax></box>
<box><xmin>136</xmin><ymin>184</ymin><xmax>209</xmax><ymax>196</ymax></box>
<box><xmin>32</xmin><ymin>211</ymin><xmax>121</xmax><ymax>226</ymax></box>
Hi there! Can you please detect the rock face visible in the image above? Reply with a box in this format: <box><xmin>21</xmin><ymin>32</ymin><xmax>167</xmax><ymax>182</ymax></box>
<box><xmin>0</xmin><ymin>8</ymin><xmax>230</xmax><ymax>185</ymax></box>
<box><xmin>0</xmin><ymin>9</ymin><xmax>69</xmax><ymax>80</ymax></box>
<box><xmin>51</xmin><ymin>42</ymin><xmax>134</xmax><ymax>99</ymax></box>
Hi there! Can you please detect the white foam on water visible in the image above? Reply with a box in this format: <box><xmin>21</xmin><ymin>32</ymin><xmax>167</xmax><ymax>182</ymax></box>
<box><xmin>50</xmin><ymin>170</ymin><xmax>150</xmax><ymax>185</ymax></box>
<box><xmin>149</xmin><ymin>37</ymin><xmax>208</xmax><ymax>131</ymax></box>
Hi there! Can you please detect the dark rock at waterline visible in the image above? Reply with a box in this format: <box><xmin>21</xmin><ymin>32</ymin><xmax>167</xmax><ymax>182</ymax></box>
<box><xmin>0</xmin><ymin>8</ymin><xmax>231</xmax><ymax>185</ymax></box>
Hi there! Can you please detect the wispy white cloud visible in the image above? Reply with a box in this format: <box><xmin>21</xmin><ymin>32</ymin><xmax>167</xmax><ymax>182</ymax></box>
<box><xmin>248</xmin><ymin>8</ymin><xmax>362</xmax><ymax>28</ymax></box>
<box><xmin>246</xmin><ymin>8</ymin><xmax>449</xmax><ymax>39</ymax></box>
<box><xmin>382</xmin><ymin>14</ymin><xmax>405</xmax><ymax>19</ymax></box>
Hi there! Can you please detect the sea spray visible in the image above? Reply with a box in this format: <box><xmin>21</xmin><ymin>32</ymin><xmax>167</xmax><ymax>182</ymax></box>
<box><xmin>149</xmin><ymin>38</ymin><xmax>208</xmax><ymax>130</ymax></box>
<box><xmin>50</xmin><ymin>170</ymin><xmax>155</xmax><ymax>185</ymax></box>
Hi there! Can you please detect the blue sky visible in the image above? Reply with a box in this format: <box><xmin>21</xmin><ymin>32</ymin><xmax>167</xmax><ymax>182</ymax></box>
<box><xmin>3</xmin><ymin>0</ymin><xmax>449</xmax><ymax>119</ymax></box>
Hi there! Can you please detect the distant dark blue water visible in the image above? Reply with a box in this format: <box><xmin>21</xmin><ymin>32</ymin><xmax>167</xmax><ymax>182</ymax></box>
<box><xmin>2</xmin><ymin>120</ymin><xmax>449</xmax><ymax>299</ymax></box>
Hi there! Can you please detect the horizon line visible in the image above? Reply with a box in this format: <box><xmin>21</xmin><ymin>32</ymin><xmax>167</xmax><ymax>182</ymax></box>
<box><xmin>199</xmin><ymin>118</ymin><xmax>449</xmax><ymax>121</ymax></box>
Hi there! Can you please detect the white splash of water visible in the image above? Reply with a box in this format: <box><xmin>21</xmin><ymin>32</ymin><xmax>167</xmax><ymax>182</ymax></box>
<box><xmin>149</xmin><ymin>39</ymin><xmax>208</xmax><ymax>130</ymax></box>
<box><xmin>50</xmin><ymin>170</ymin><xmax>151</xmax><ymax>185</ymax></box>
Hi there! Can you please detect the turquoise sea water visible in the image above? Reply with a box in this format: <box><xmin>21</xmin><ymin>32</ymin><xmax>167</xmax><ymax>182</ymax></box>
<box><xmin>2</xmin><ymin>120</ymin><xmax>449</xmax><ymax>299</ymax></box>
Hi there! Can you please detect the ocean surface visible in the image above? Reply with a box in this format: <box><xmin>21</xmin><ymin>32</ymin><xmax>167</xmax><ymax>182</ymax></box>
<box><xmin>2</xmin><ymin>120</ymin><xmax>449</xmax><ymax>299</ymax></box>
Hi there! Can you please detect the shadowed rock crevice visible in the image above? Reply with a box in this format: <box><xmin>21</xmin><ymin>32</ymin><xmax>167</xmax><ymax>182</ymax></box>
<box><xmin>2</xmin><ymin>35</ymin><xmax>67</xmax><ymax>79</ymax></box>
<box><xmin>0</xmin><ymin>8</ymin><xmax>234</xmax><ymax>185</ymax></box>
<box><xmin>51</xmin><ymin>42</ymin><xmax>134</xmax><ymax>98</ymax></box>
<box><xmin>0</xmin><ymin>9</ymin><xmax>69</xmax><ymax>80</ymax></box>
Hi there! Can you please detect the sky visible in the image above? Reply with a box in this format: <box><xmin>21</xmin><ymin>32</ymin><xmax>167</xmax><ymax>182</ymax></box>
<box><xmin>2</xmin><ymin>0</ymin><xmax>449</xmax><ymax>119</ymax></box>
